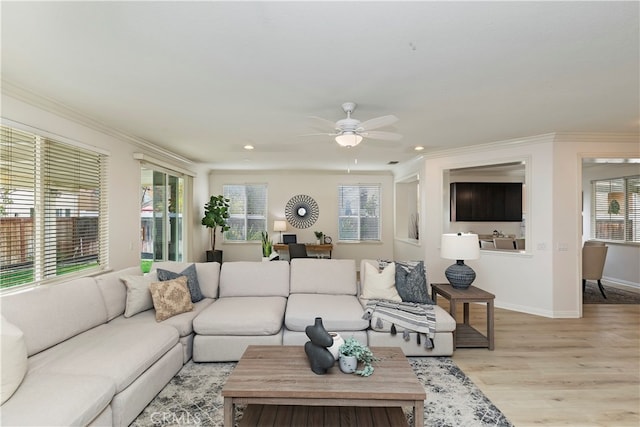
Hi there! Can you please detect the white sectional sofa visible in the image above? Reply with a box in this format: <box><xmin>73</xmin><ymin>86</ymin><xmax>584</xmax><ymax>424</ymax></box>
<box><xmin>1</xmin><ymin>258</ymin><xmax>456</xmax><ymax>426</ymax></box>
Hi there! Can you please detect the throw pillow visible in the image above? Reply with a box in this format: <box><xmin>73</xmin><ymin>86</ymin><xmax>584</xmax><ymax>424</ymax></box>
<box><xmin>149</xmin><ymin>276</ymin><xmax>194</xmax><ymax>322</ymax></box>
<box><xmin>120</xmin><ymin>272</ymin><xmax>158</xmax><ymax>318</ymax></box>
<box><xmin>1</xmin><ymin>315</ymin><xmax>28</xmax><ymax>404</ymax></box>
<box><xmin>395</xmin><ymin>261</ymin><xmax>434</xmax><ymax>304</ymax></box>
<box><xmin>361</xmin><ymin>262</ymin><xmax>402</xmax><ymax>301</ymax></box>
<box><xmin>157</xmin><ymin>264</ymin><xmax>203</xmax><ymax>303</ymax></box>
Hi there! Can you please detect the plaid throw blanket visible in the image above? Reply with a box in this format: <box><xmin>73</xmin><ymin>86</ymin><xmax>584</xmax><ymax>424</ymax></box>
<box><xmin>363</xmin><ymin>299</ymin><xmax>436</xmax><ymax>349</ymax></box>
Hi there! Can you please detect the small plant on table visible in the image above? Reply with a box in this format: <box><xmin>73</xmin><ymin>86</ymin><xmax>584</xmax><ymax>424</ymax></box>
<box><xmin>339</xmin><ymin>337</ymin><xmax>379</xmax><ymax>377</ymax></box>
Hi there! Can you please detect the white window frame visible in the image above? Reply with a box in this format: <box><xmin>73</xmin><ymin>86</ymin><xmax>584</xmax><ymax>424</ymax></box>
<box><xmin>223</xmin><ymin>184</ymin><xmax>268</xmax><ymax>242</ymax></box>
<box><xmin>591</xmin><ymin>175</ymin><xmax>640</xmax><ymax>244</ymax></box>
<box><xmin>1</xmin><ymin>123</ymin><xmax>109</xmax><ymax>291</ymax></box>
<box><xmin>337</xmin><ymin>184</ymin><xmax>381</xmax><ymax>242</ymax></box>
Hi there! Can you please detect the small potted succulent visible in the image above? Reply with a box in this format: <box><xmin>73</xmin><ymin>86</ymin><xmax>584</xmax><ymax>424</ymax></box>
<box><xmin>338</xmin><ymin>337</ymin><xmax>378</xmax><ymax>377</ymax></box>
<box><xmin>314</xmin><ymin>231</ymin><xmax>324</xmax><ymax>244</ymax></box>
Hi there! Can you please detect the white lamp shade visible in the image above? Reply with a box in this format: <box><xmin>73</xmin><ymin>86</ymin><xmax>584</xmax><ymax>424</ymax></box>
<box><xmin>441</xmin><ymin>233</ymin><xmax>480</xmax><ymax>260</ymax></box>
<box><xmin>335</xmin><ymin>132</ymin><xmax>363</xmax><ymax>147</ymax></box>
<box><xmin>273</xmin><ymin>220</ymin><xmax>287</xmax><ymax>232</ymax></box>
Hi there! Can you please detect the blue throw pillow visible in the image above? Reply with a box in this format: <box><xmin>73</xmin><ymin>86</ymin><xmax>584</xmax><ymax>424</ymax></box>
<box><xmin>395</xmin><ymin>261</ymin><xmax>434</xmax><ymax>304</ymax></box>
<box><xmin>157</xmin><ymin>264</ymin><xmax>203</xmax><ymax>303</ymax></box>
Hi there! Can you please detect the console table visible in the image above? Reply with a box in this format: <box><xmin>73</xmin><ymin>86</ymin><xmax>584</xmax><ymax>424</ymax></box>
<box><xmin>273</xmin><ymin>243</ymin><xmax>333</xmax><ymax>258</ymax></box>
<box><xmin>430</xmin><ymin>283</ymin><xmax>495</xmax><ymax>350</ymax></box>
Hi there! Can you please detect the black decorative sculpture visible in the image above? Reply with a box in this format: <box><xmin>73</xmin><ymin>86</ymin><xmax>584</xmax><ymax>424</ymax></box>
<box><xmin>304</xmin><ymin>317</ymin><xmax>334</xmax><ymax>374</ymax></box>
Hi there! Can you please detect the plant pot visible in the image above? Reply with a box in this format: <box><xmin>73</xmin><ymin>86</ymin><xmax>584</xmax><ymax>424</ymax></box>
<box><xmin>140</xmin><ymin>259</ymin><xmax>153</xmax><ymax>274</ymax></box>
<box><xmin>206</xmin><ymin>250</ymin><xmax>223</xmax><ymax>264</ymax></box>
<box><xmin>327</xmin><ymin>332</ymin><xmax>345</xmax><ymax>361</ymax></box>
<box><xmin>339</xmin><ymin>354</ymin><xmax>358</xmax><ymax>374</ymax></box>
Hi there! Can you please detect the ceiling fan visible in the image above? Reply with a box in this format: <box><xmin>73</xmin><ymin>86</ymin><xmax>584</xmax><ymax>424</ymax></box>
<box><xmin>307</xmin><ymin>102</ymin><xmax>402</xmax><ymax>148</ymax></box>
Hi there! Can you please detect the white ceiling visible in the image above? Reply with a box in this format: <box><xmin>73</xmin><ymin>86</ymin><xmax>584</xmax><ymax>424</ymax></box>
<box><xmin>2</xmin><ymin>1</ymin><xmax>638</xmax><ymax>172</ymax></box>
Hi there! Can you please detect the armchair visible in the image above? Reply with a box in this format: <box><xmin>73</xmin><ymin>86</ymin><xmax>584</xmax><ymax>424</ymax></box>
<box><xmin>582</xmin><ymin>244</ymin><xmax>608</xmax><ymax>299</ymax></box>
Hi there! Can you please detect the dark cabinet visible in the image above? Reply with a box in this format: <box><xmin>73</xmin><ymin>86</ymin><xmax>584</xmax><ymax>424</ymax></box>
<box><xmin>450</xmin><ymin>182</ymin><xmax>522</xmax><ymax>222</ymax></box>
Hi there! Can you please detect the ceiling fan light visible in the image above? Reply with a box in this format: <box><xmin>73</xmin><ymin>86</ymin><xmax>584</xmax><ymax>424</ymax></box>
<box><xmin>335</xmin><ymin>133</ymin><xmax>363</xmax><ymax>147</ymax></box>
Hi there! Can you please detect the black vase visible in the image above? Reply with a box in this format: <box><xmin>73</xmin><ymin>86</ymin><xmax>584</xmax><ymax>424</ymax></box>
<box><xmin>305</xmin><ymin>317</ymin><xmax>333</xmax><ymax>347</ymax></box>
<box><xmin>304</xmin><ymin>341</ymin><xmax>335</xmax><ymax>375</ymax></box>
<box><xmin>304</xmin><ymin>317</ymin><xmax>334</xmax><ymax>375</ymax></box>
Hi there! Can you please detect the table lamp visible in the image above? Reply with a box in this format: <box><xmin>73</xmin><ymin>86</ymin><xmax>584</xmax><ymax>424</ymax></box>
<box><xmin>441</xmin><ymin>233</ymin><xmax>480</xmax><ymax>289</ymax></box>
<box><xmin>274</xmin><ymin>220</ymin><xmax>287</xmax><ymax>243</ymax></box>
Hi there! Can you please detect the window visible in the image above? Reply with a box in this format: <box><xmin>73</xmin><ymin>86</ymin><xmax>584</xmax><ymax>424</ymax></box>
<box><xmin>591</xmin><ymin>176</ymin><xmax>640</xmax><ymax>243</ymax></box>
<box><xmin>140</xmin><ymin>167</ymin><xmax>184</xmax><ymax>261</ymax></box>
<box><xmin>338</xmin><ymin>184</ymin><xmax>381</xmax><ymax>241</ymax></box>
<box><xmin>0</xmin><ymin>125</ymin><xmax>108</xmax><ymax>290</ymax></box>
<box><xmin>223</xmin><ymin>184</ymin><xmax>267</xmax><ymax>241</ymax></box>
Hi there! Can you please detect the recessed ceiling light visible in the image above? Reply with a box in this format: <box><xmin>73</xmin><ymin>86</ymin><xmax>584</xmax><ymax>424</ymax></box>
<box><xmin>414</xmin><ymin>146</ymin><xmax>424</xmax><ymax>151</ymax></box>
<box><xmin>244</xmin><ymin>144</ymin><xmax>254</xmax><ymax>150</ymax></box>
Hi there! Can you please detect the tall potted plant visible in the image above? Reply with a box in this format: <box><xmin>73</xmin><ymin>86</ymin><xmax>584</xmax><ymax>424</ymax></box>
<box><xmin>201</xmin><ymin>195</ymin><xmax>230</xmax><ymax>263</ymax></box>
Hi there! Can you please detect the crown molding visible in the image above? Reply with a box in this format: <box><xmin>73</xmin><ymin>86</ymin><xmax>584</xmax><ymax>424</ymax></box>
<box><xmin>423</xmin><ymin>133</ymin><xmax>557</xmax><ymax>160</ymax></box>
<box><xmin>1</xmin><ymin>79</ymin><xmax>194</xmax><ymax>166</ymax></box>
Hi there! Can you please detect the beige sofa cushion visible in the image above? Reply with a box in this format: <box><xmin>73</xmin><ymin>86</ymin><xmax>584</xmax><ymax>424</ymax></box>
<box><xmin>1</xmin><ymin>316</ymin><xmax>28</xmax><ymax>404</ymax></box>
<box><xmin>0</xmin><ymin>372</ymin><xmax>114</xmax><ymax>427</ymax></box>
<box><xmin>0</xmin><ymin>278</ymin><xmax>108</xmax><ymax>356</ymax></box>
<box><xmin>28</xmin><ymin>322</ymin><xmax>179</xmax><ymax>393</ymax></box>
<box><xmin>194</xmin><ymin>297</ymin><xmax>286</xmax><ymax>335</ymax></box>
<box><xmin>219</xmin><ymin>261</ymin><xmax>290</xmax><ymax>297</ymax></box>
<box><xmin>109</xmin><ymin>298</ymin><xmax>214</xmax><ymax>337</ymax></box>
<box><xmin>285</xmin><ymin>293</ymin><xmax>369</xmax><ymax>332</ymax></box>
<box><xmin>290</xmin><ymin>259</ymin><xmax>357</xmax><ymax>295</ymax></box>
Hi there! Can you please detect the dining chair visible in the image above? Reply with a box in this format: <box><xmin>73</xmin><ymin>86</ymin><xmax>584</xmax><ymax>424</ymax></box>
<box><xmin>493</xmin><ymin>238</ymin><xmax>515</xmax><ymax>249</ymax></box>
<box><xmin>288</xmin><ymin>243</ymin><xmax>308</xmax><ymax>260</ymax></box>
<box><xmin>480</xmin><ymin>240</ymin><xmax>495</xmax><ymax>249</ymax></box>
<box><xmin>582</xmin><ymin>244</ymin><xmax>608</xmax><ymax>299</ymax></box>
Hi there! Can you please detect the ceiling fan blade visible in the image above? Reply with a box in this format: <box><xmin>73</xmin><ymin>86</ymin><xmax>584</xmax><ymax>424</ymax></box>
<box><xmin>361</xmin><ymin>130</ymin><xmax>403</xmax><ymax>141</ymax></box>
<box><xmin>357</xmin><ymin>115</ymin><xmax>398</xmax><ymax>131</ymax></box>
<box><xmin>308</xmin><ymin>116</ymin><xmax>338</xmax><ymax>131</ymax></box>
<box><xmin>300</xmin><ymin>132</ymin><xmax>339</xmax><ymax>137</ymax></box>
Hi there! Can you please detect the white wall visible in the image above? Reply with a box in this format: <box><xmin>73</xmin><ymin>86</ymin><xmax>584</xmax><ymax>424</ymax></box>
<box><xmin>2</xmin><ymin>93</ymin><xmax>210</xmax><ymax>270</ymax></box>
<box><xmin>411</xmin><ymin>133</ymin><xmax>639</xmax><ymax>318</ymax></box>
<box><xmin>423</xmin><ymin>135</ymin><xmax>556</xmax><ymax>316</ymax></box>
<box><xmin>207</xmin><ymin>170</ymin><xmax>395</xmax><ymax>266</ymax></box>
<box><xmin>393</xmin><ymin>158</ymin><xmax>426</xmax><ymax>262</ymax></box>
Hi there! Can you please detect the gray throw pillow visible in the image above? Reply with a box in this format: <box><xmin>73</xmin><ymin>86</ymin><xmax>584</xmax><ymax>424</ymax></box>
<box><xmin>157</xmin><ymin>264</ymin><xmax>203</xmax><ymax>303</ymax></box>
<box><xmin>395</xmin><ymin>261</ymin><xmax>434</xmax><ymax>304</ymax></box>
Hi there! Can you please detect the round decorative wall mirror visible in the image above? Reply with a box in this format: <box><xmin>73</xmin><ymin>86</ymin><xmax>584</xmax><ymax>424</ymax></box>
<box><xmin>285</xmin><ymin>194</ymin><xmax>319</xmax><ymax>229</ymax></box>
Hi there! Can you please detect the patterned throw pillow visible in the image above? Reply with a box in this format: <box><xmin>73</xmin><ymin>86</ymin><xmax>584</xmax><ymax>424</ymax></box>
<box><xmin>157</xmin><ymin>264</ymin><xmax>203</xmax><ymax>303</ymax></box>
<box><xmin>395</xmin><ymin>261</ymin><xmax>434</xmax><ymax>304</ymax></box>
<box><xmin>149</xmin><ymin>276</ymin><xmax>194</xmax><ymax>321</ymax></box>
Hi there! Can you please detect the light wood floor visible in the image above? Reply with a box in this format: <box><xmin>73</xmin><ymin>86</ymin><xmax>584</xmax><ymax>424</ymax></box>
<box><xmin>446</xmin><ymin>302</ymin><xmax>640</xmax><ymax>426</ymax></box>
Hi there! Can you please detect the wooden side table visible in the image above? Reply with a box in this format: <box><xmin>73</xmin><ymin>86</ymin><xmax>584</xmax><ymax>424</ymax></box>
<box><xmin>431</xmin><ymin>283</ymin><xmax>495</xmax><ymax>350</ymax></box>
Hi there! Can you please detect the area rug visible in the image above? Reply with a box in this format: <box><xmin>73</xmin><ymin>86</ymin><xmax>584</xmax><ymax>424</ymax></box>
<box><xmin>131</xmin><ymin>357</ymin><xmax>512</xmax><ymax>427</ymax></box>
<box><xmin>583</xmin><ymin>281</ymin><xmax>640</xmax><ymax>304</ymax></box>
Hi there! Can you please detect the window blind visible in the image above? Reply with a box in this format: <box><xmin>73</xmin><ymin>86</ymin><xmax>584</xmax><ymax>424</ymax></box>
<box><xmin>0</xmin><ymin>125</ymin><xmax>108</xmax><ymax>289</ymax></box>
<box><xmin>223</xmin><ymin>184</ymin><xmax>267</xmax><ymax>241</ymax></box>
<box><xmin>591</xmin><ymin>176</ymin><xmax>639</xmax><ymax>243</ymax></box>
<box><xmin>338</xmin><ymin>184</ymin><xmax>381</xmax><ymax>241</ymax></box>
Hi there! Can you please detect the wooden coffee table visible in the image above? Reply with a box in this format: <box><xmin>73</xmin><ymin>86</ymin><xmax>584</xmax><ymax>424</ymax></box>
<box><xmin>222</xmin><ymin>345</ymin><xmax>425</xmax><ymax>426</ymax></box>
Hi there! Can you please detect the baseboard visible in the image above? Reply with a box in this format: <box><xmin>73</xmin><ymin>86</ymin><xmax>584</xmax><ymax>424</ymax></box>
<box><xmin>602</xmin><ymin>277</ymin><xmax>640</xmax><ymax>290</ymax></box>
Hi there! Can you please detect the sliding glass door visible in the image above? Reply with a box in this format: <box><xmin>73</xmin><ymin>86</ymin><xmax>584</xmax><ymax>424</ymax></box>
<box><xmin>140</xmin><ymin>167</ymin><xmax>184</xmax><ymax>261</ymax></box>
